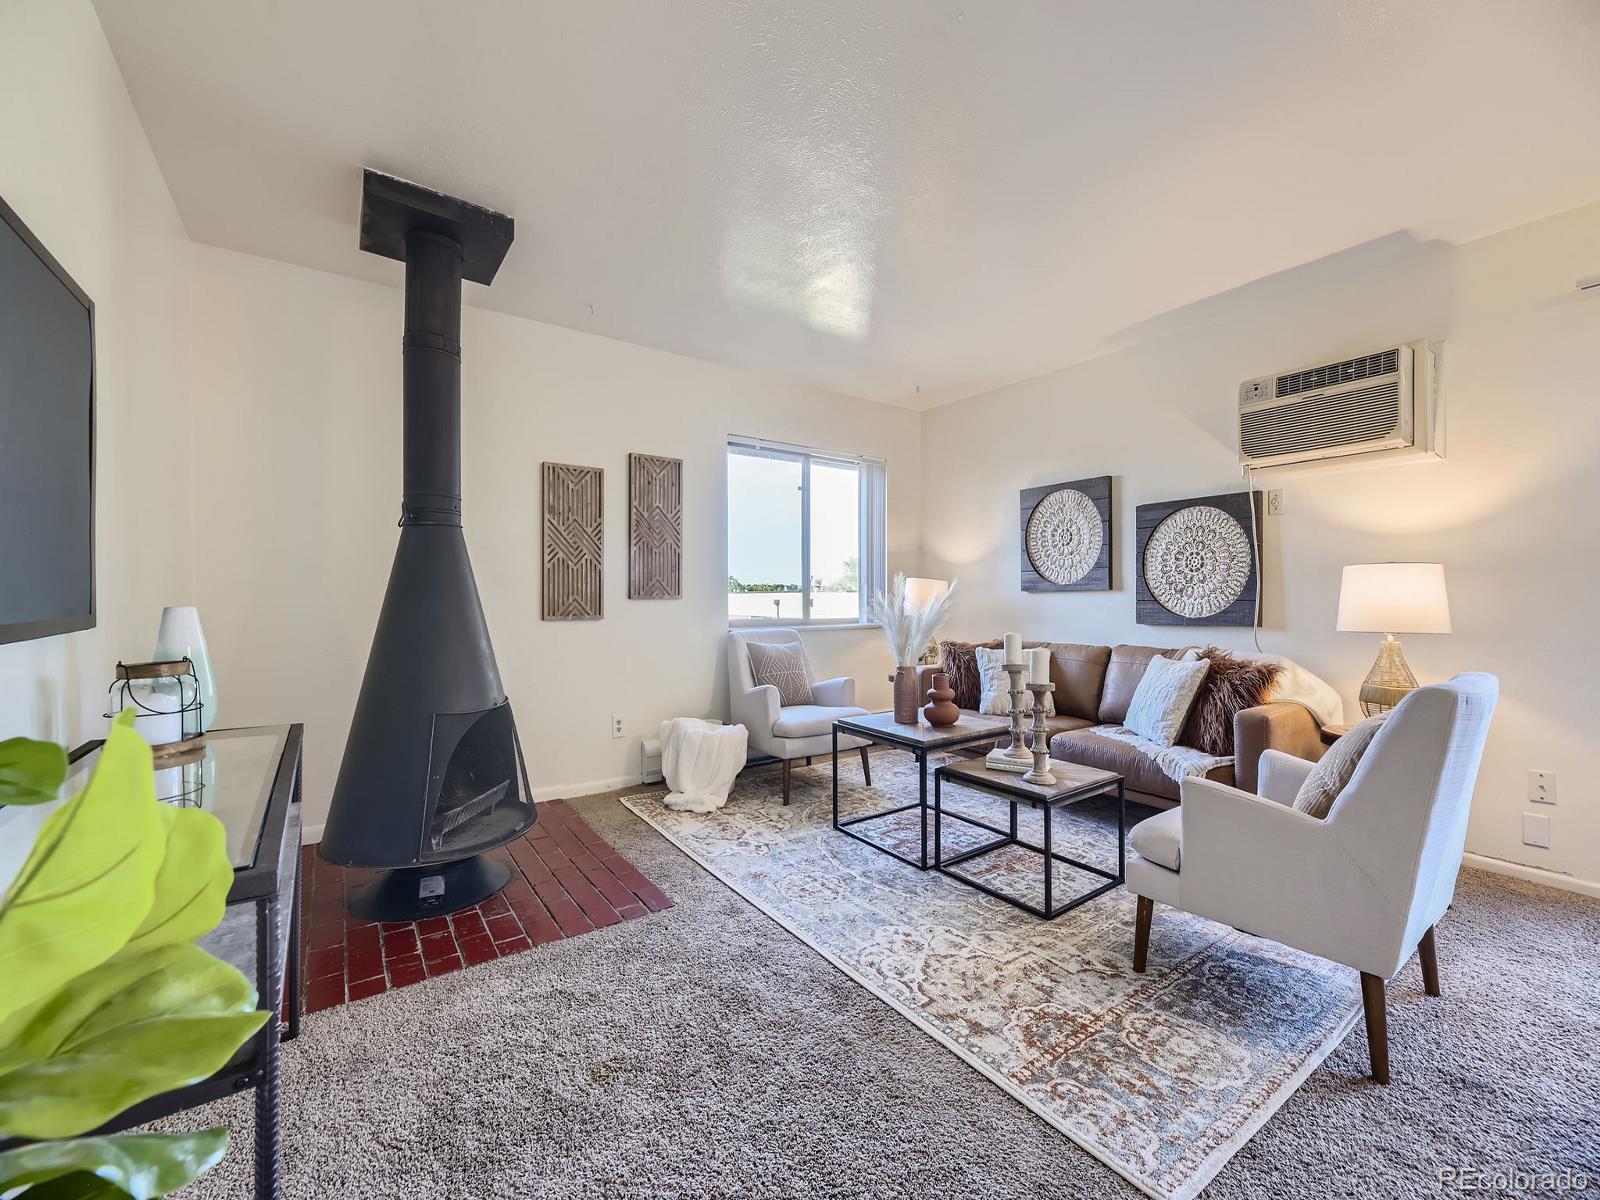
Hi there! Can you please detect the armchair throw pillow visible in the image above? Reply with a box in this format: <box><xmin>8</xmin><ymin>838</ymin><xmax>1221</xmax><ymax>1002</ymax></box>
<box><xmin>1123</xmin><ymin>655</ymin><xmax>1210</xmax><ymax>747</ymax></box>
<box><xmin>1293</xmin><ymin>713</ymin><xmax>1388</xmax><ymax>819</ymax></box>
<box><xmin>745</xmin><ymin>641</ymin><xmax>815</xmax><ymax>707</ymax></box>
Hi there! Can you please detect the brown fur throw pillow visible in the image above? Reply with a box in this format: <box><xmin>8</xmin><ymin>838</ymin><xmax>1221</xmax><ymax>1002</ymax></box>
<box><xmin>1180</xmin><ymin>648</ymin><xmax>1282</xmax><ymax>756</ymax></box>
<box><xmin>939</xmin><ymin>639</ymin><xmax>1002</xmax><ymax>710</ymax></box>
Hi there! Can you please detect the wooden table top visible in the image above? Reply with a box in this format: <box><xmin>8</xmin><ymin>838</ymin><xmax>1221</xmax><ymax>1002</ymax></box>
<box><xmin>834</xmin><ymin>710</ymin><xmax>1009</xmax><ymax>749</ymax></box>
<box><xmin>937</xmin><ymin>755</ymin><xmax>1121</xmax><ymax>804</ymax></box>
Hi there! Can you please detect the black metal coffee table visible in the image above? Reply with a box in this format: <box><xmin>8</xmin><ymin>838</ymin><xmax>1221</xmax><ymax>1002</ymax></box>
<box><xmin>933</xmin><ymin>757</ymin><xmax>1125</xmax><ymax>918</ymax></box>
<box><xmin>831</xmin><ymin>711</ymin><xmax>1009</xmax><ymax>870</ymax></box>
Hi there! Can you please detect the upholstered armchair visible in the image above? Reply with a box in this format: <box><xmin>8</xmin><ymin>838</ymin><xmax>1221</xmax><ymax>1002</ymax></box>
<box><xmin>1126</xmin><ymin>673</ymin><xmax>1498</xmax><ymax>1083</ymax></box>
<box><xmin>726</xmin><ymin>628</ymin><xmax>873</xmax><ymax>804</ymax></box>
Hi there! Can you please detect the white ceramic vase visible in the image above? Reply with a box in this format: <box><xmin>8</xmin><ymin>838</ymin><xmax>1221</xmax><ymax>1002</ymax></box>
<box><xmin>154</xmin><ymin>606</ymin><xmax>216</xmax><ymax>732</ymax></box>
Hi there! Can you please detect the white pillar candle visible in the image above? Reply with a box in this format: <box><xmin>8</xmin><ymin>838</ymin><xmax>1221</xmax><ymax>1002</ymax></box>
<box><xmin>1003</xmin><ymin>632</ymin><xmax>1023</xmax><ymax>665</ymax></box>
<box><xmin>1028</xmin><ymin>647</ymin><xmax>1050</xmax><ymax>685</ymax></box>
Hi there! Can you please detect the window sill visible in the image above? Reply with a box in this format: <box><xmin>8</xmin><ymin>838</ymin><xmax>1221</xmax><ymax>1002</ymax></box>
<box><xmin>729</xmin><ymin>621</ymin><xmax>882</xmax><ymax>634</ymax></box>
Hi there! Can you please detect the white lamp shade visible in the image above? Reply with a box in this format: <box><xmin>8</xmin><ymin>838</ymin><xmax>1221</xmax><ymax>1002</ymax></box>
<box><xmin>1336</xmin><ymin>563</ymin><xmax>1451</xmax><ymax>634</ymax></box>
<box><xmin>904</xmin><ymin>577</ymin><xmax>949</xmax><ymax>611</ymax></box>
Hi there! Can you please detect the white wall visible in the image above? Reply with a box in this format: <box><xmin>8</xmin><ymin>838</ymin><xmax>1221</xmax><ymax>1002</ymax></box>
<box><xmin>0</xmin><ymin>1</ymin><xmax>192</xmax><ymax>746</ymax></box>
<box><xmin>921</xmin><ymin>207</ymin><xmax>1600</xmax><ymax>891</ymax></box>
<box><xmin>184</xmin><ymin>246</ymin><xmax>921</xmax><ymax>832</ymax></box>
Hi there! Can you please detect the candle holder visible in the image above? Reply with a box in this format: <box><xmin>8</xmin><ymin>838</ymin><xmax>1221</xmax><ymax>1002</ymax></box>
<box><xmin>1022</xmin><ymin>681</ymin><xmax>1057</xmax><ymax>786</ymax></box>
<box><xmin>984</xmin><ymin>662</ymin><xmax>1034</xmax><ymax>774</ymax></box>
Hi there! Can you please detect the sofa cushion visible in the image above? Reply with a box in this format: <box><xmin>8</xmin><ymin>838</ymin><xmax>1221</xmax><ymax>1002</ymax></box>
<box><xmin>1098</xmin><ymin>645</ymin><xmax>1179</xmax><ymax>724</ymax></box>
<box><xmin>1050</xmin><ymin>728</ymin><xmax>1180</xmax><ymax>798</ymax></box>
<box><xmin>1039</xmin><ymin>642</ymin><xmax>1112</xmax><ymax>721</ymax></box>
<box><xmin>1049</xmin><ymin>728</ymin><xmax>1234</xmax><ymax>800</ymax></box>
<box><xmin>771</xmin><ymin>704</ymin><xmax>869</xmax><ymax>739</ymax></box>
<box><xmin>1129</xmin><ymin>806</ymin><xmax>1183</xmax><ymax>870</ymax></box>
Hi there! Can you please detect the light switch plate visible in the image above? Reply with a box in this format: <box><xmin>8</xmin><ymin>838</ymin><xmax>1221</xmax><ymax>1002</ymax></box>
<box><xmin>1528</xmin><ymin>769</ymin><xmax>1556</xmax><ymax>805</ymax></box>
<box><xmin>1522</xmin><ymin>812</ymin><xmax>1552</xmax><ymax>849</ymax></box>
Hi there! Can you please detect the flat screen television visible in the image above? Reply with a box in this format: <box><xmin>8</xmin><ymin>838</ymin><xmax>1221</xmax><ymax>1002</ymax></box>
<box><xmin>0</xmin><ymin>193</ymin><xmax>95</xmax><ymax>645</ymax></box>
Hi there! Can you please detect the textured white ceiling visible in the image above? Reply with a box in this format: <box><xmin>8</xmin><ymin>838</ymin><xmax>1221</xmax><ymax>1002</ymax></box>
<box><xmin>94</xmin><ymin>0</ymin><xmax>1600</xmax><ymax>407</ymax></box>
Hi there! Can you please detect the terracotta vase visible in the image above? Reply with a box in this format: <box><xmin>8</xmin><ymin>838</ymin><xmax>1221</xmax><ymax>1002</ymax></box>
<box><xmin>891</xmin><ymin>666</ymin><xmax>921</xmax><ymax>724</ymax></box>
<box><xmin>923</xmin><ymin>672</ymin><xmax>959</xmax><ymax>727</ymax></box>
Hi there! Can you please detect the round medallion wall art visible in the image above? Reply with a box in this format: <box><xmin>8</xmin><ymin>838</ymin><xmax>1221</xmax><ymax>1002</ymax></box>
<box><xmin>1135</xmin><ymin>491</ymin><xmax>1262</xmax><ymax>627</ymax></box>
<box><xmin>1019</xmin><ymin>476</ymin><xmax>1112</xmax><ymax>592</ymax></box>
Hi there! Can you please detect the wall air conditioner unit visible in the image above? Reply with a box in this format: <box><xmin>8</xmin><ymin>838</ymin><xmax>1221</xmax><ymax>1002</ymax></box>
<box><xmin>1238</xmin><ymin>340</ymin><xmax>1440</xmax><ymax>471</ymax></box>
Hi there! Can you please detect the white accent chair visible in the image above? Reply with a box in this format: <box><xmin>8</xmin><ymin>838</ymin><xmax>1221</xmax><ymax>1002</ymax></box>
<box><xmin>727</xmin><ymin>628</ymin><xmax>872</xmax><ymax>804</ymax></box>
<box><xmin>1126</xmin><ymin>673</ymin><xmax>1498</xmax><ymax>1083</ymax></box>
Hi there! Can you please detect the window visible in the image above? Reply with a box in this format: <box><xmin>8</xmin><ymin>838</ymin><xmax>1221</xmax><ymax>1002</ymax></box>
<box><xmin>727</xmin><ymin>437</ymin><xmax>886</xmax><ymax>626</ymax></box>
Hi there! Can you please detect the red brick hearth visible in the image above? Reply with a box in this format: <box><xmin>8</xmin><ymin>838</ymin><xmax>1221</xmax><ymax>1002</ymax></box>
<box><xmin>300</xmin><ymin>798</ymin><xmax>670</xmax><ymax>1014</ymax></box>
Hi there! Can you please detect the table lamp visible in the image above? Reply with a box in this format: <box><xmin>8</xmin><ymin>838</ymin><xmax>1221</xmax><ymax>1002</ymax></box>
<box><xmin>1336</xmin><ymin>563</ymin><xmax>1451</xmax><ymax>716</ymax></box>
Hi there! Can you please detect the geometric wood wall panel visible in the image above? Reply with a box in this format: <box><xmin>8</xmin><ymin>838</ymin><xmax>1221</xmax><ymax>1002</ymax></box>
<box><xmin>1135</xmin><ymin>489</ymin><xmax>1262</xmax><ymax>627</ymax></box>
<box><xmin>628</xmin><ymin>453</ymin><xmax>682</xmax><ymax>600</ymax></box>
<box><xmin>1020</xmin><ymin>475</ymin><xmax>1112</xmax><ymax>592</ymax></box>
<box><xmin>542</xmin><ymin>462</ymin><xmax>604</xmax><ymax>620</ymax></box>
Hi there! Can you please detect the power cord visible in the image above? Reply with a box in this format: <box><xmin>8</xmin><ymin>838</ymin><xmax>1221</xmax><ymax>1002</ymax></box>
<box><xmin>1244</xmin><ymin>464</ymin><xmax>1264</xmax><ymax>655</ymax></box>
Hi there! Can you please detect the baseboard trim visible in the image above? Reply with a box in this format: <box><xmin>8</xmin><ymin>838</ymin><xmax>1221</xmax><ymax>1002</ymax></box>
<box><xmin>1464</xmin><ymin>852</ymin><xmax>1600</xmax><ymax>899</ymax></box>
<box><xmin>531</xmin><ymin>773</ymin><xmax>643</xmax><ymax>803</ymax></box>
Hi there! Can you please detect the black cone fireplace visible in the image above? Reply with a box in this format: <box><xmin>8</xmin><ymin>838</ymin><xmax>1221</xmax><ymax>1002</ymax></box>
<box><xmin>320</xmin><ymin>170</ymin><xmax>535</xmax><ymax>921</ymax></box>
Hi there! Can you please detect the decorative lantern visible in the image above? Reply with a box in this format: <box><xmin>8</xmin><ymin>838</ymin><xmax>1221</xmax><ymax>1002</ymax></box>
<box><xmin>106</xmin><ymin>659</ymin><xmax>205</xmax><ymax>756</ymax></box>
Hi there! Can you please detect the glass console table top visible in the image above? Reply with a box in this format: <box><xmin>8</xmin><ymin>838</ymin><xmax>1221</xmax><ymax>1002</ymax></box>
<box><xmin>65</xmin><ymin>725</ymin><xmax>290</xmax><ymax>870</ymax></box>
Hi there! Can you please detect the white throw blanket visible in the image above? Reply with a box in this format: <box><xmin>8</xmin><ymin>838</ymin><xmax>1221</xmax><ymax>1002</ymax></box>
<box><xmin>1095</xmin><ymin>725</ymin><xmax>1233</xmax><ymax>784</ymax></box>
<box><xmin>659</xmin><ymin>718</ymin><xmax>748</xmax><ymax>813</ymax></box>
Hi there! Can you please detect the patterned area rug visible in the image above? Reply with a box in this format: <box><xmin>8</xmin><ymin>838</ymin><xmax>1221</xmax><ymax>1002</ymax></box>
<box><xmin>622</xmin><ymin>752</ymin><xmax>1361</xmax><ymax>1200</ymax></box>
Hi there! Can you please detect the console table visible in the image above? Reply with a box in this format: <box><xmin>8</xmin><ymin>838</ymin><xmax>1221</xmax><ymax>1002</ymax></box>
<box><xmin>16</xmin><ymin>725</ymin><xmax>305</xmax><ymax>1199</ymax></box>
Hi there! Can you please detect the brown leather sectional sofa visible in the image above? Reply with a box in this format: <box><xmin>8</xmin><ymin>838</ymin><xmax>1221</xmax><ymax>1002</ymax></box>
<box><xmin>918</xmin><ymin>641</ymin><xmax>1326</xmax><ymax>809</ymax></box>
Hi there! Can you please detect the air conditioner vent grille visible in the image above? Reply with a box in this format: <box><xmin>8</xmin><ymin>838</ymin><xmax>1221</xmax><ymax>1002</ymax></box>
<box><xmin>1275</xmin><ymin>349</ymin><xmax>1400</xmax><ymax>398</ymax></box>
<box><xmin>1240</xmin><ymin>380</ymin><xmax>1402</xmax><ymax>459</ymax></box>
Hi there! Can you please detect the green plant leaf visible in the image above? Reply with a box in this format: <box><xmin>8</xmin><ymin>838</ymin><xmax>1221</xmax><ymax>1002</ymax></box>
<box><xmin>0</xmin><ymin>737</ymin><xmax>69</xmax><ymax>806</ymax></box>
<box><xmin>0</xmin><ymin>1129</ymin><xmax>228</xmax><ymax>1199</ymax></box>
<box><xmin>0</xmin><ymin>718</ymin><xmax>164</xmax><ymax>1027</ymax></box>
<box><xmin>0</xmin><ymin>944</ymin><xmax>268</xmax><ymax>1139</ymax></box>
<box><xmin>122</xmin><ymin>804</ymin><xmax>231</xmax><ymax>955</ymax></box>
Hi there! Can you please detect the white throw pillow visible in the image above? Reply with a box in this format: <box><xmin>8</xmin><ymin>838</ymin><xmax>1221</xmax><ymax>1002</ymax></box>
<box><xmin>975</xmin><ymin>646</ymin><xmax>1055</xmax><ymax>718</ymax></box>
<box><xmin>1123</xmin><ymin>655</ymin><xmax>1210</xmax><ymax>747</ymax></box>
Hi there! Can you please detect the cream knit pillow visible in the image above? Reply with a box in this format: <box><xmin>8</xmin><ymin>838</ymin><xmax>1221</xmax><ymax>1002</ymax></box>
<box><xmin>1123</xmin><ymin>655</ymin><xmax>1210</xmax><ymax>747</ymax></box>
<box><xmin>975</xmin><ymin>646</ymin><xmax>1055</xmax><ymax>718</ymax></box>
<box><xmin>1293</xmin><ymin>713</ymin><xmax>1389</xmax><ymax>819</ymax></box>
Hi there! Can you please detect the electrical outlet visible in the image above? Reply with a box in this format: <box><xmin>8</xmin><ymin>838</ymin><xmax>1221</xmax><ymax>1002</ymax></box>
<box><xmin>1266</xmin><ymin>489</ymin><xmax>1286</xmax><ymax>516</ymax></box>
<box><xmin>1522</xmin><ymin>812</ymin><xmax>1552</xmax><ymax>849</ymax></box>
<box><xmin>610</xmin><ymin>714</ymin><xmax>624</xmax><ymax>739</ymax></box>
<box><xmin>1528</xmin><ymin>769</ymin><xmax>1556</xmax><ymax>805</ymax></box>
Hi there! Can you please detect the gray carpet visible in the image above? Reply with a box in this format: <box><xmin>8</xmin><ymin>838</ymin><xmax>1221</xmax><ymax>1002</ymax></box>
<box><xmin>171</xmin><ymin>765</ymin><xmax>1600</xmax><ymax>1198</ymax></box>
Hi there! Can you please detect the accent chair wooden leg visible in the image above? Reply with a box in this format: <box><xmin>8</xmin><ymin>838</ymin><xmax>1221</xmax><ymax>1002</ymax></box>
<box><xmin>781</xmin><ymin>759</ymin><xmax>792</xmax><ymax>806</ymax></box>
<box><xmin>1133</xmin><ymin>896</ymin><xmax>1153</xmax><ymax>973</ymax></box>
<box><xmin>1360</xmin><ymin>972</ymin><xmax>1390</xmax><ymax>1084</ymax></box>
<box><xmin>859</xmin><ymin>746</ymin><xmax>872</xmax><ymax>786</ymax></box>
<box><xmin>805</xmin><ymin>756</ymin><xmax>812</xmax><ymax>766</ymax></box>
<box><xmin>1418</xmin><ymin>926</ymin><xmax>1441</xmax><ymax>997</ymax></box>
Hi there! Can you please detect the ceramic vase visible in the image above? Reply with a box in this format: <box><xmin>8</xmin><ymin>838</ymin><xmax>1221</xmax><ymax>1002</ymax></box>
<box><xmin>891</xmin><ymin>666</ymin><xmax>921</xmax><ymax>724</ymax></box>
<box><xmin>154</xmin><ymin>606</ymin><xmax>216</xmax><ymax>732</ymax></box>
<box><xmin>922</xmin><ymin>672</ymin><xmax>959</xmax><ymax>727</ymax></box>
